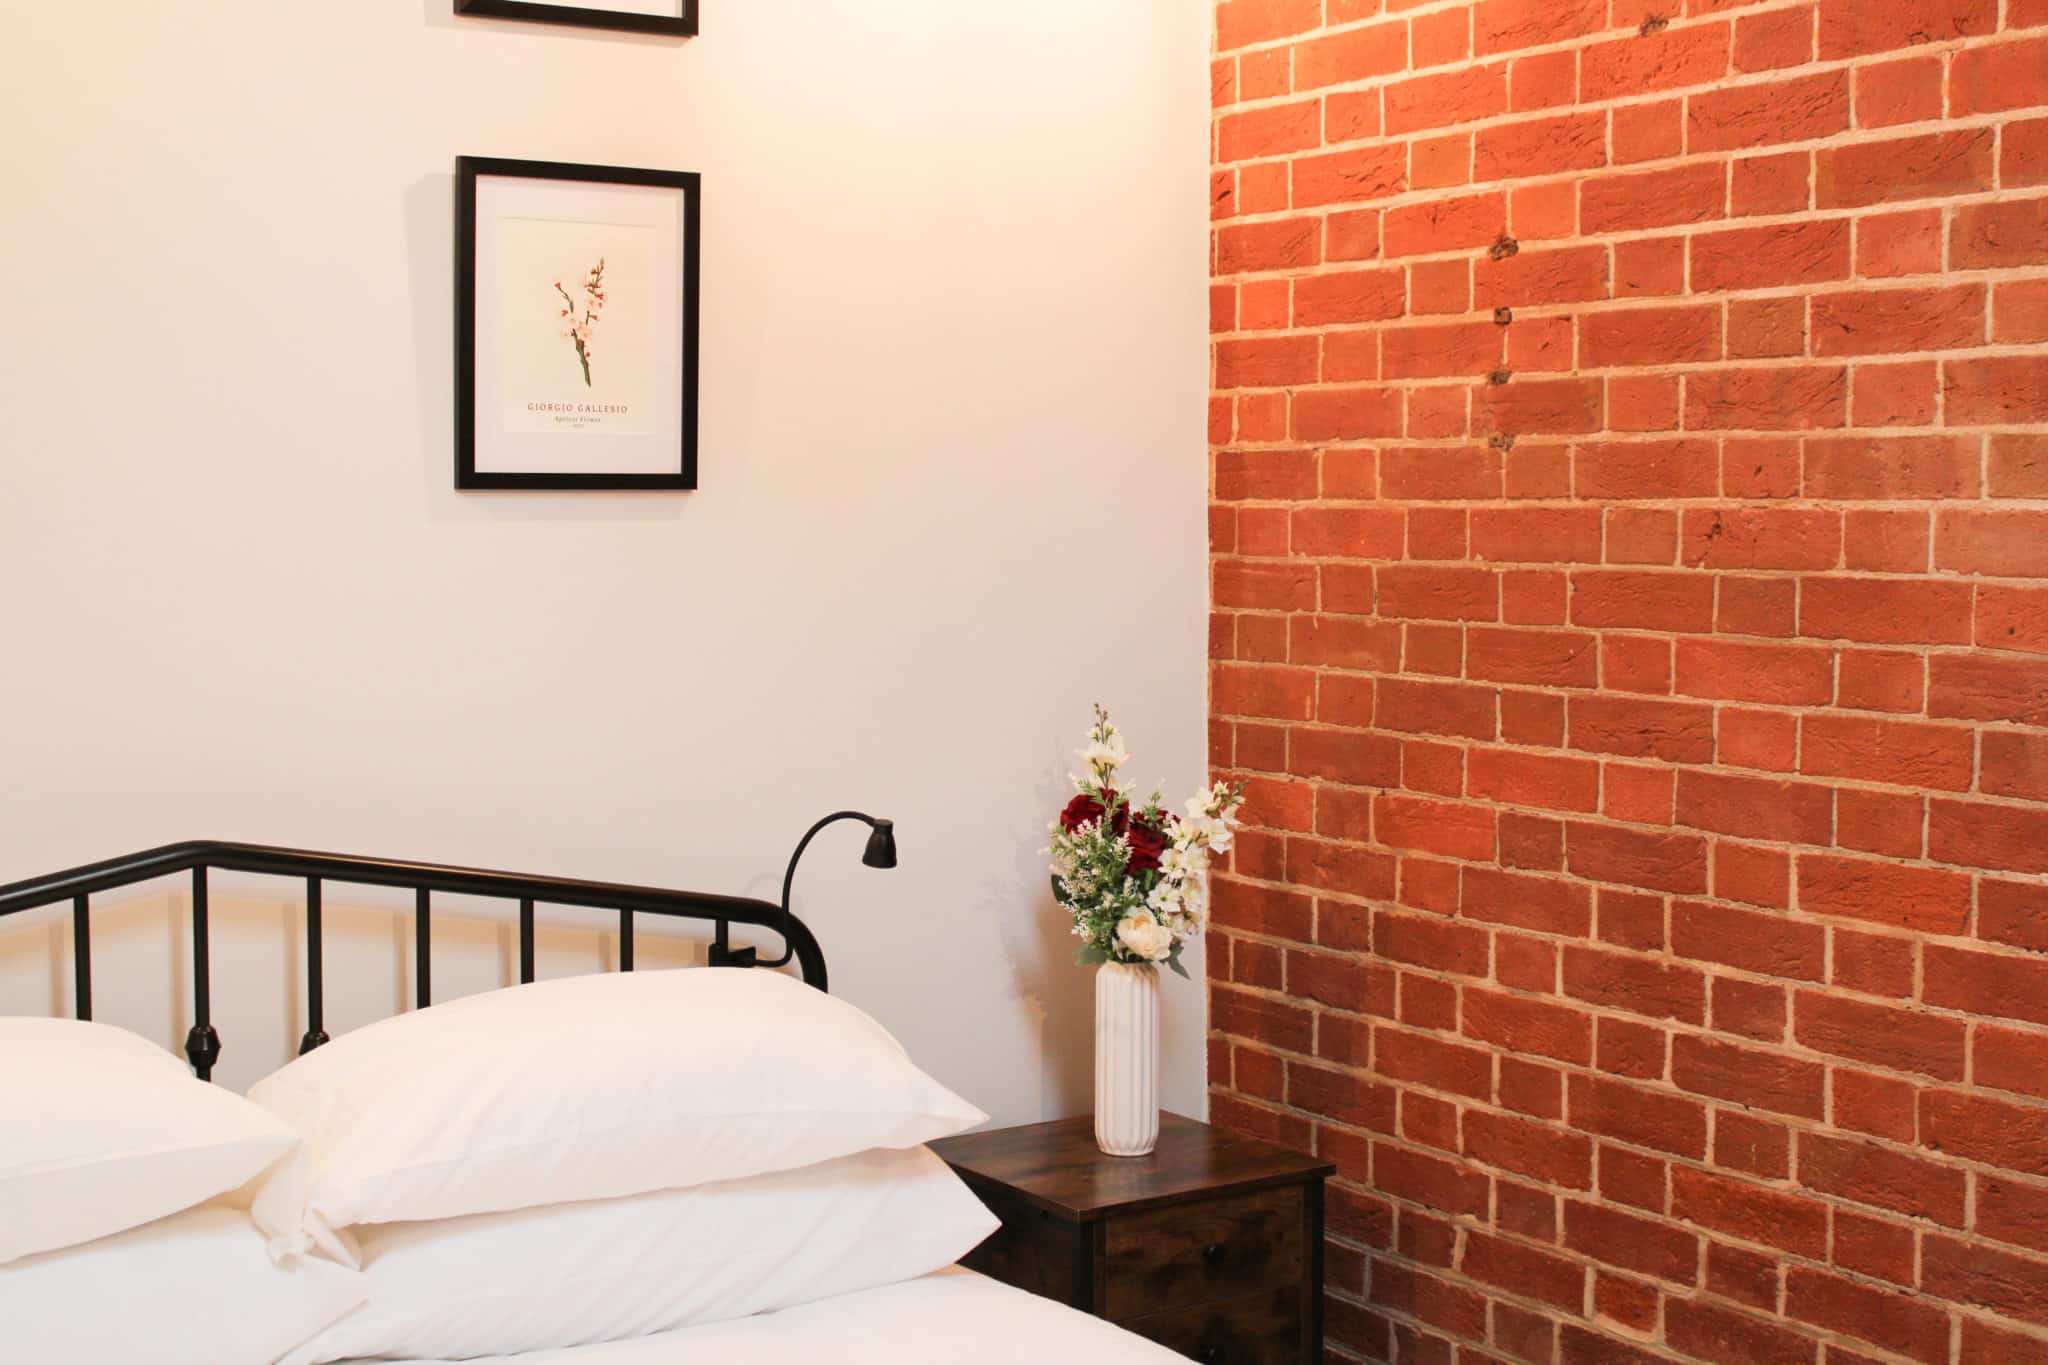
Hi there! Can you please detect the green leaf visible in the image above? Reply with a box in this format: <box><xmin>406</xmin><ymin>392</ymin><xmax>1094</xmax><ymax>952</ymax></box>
<box><xmin>1076</xmin><ymin>944</ymin><xmax>1109</xmax><ymax>966</ymax></box>
<box><xmin>1166</xmin><ymin>955</ymin><xmax>1191</xmax><ymax>981</ymax></box>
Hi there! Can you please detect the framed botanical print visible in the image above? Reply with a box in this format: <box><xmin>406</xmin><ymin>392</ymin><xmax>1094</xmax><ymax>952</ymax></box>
<box><xmin>453</xmin><ymin>0</ymin><xmax>696</xmax><ymax>38</ymax></box>
<box><xmin>456</xmin><ymin>156</ymin><xmax>700</xmax><ymax>491</ymax></box>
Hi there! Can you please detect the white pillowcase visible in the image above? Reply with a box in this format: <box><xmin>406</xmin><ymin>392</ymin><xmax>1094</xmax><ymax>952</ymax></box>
<box><xmin>0</xmin><ymin>1017</ymin><xmax>301</xmax><ymax>1264</ymax></box>
<box><xmin>250</xmin><ymin>968</ymin><xmax>985</xmax><ymax>1262</ymax></box>
<box><xmin>282</xmin><ymin>1144</ymin><xmax>997</xmax><ymax>1363</ymax></box>
<box><xmin>0</xmin><ymin>1201</ymin><xmax>365</xmax><ymax>1365</ymax></box>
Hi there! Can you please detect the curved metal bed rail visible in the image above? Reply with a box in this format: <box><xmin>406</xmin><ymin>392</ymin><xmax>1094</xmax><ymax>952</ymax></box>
<box><xmin>0</xmin><ymin>839</ymin><xmax>827</xmax><ymax>1079</ymax></box>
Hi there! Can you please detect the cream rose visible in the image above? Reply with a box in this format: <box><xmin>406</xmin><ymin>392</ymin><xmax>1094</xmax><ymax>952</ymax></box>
<box><xmin>1116</xmin><ymin>910</ymin><xmax>1174</xmax><ymax>962</ymax></box>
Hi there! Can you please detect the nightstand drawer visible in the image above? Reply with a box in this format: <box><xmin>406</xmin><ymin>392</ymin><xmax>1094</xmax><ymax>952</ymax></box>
<box><xmin>1118</xmin><ymin>1286</ymin><xmax>1302</xmax><ymax>1365</ymax></box>
<box><xmin>1102</xmin><ymin>1186</ymin><xmax>1304</xmax><ymax>1320</ymax></box>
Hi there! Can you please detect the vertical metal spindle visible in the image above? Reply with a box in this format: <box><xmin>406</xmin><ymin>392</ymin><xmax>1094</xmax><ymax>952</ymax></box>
<box><xmin>71</xmin><ymin>895</ymin><xmax>91</xmax><ymax>1021</ymax></box>
<box><xmin>184</xmin><ymin>868</ymin><xmax>221</xmax><ymax>1081</ymax></box>
<box><xmin>619</xmin><ymin>910</ymin><xmax>634</xmax><ymax>972</ymax></box>
<box><xmin>415</xmin><ymin>888</ymin><xmax>431</xmax><ymax>1009</ymax></box>
<box><xmin>300</xmin><ymin>877</ymin><xmax>328</xmax><ymax>1054</ymax></box>
<box><xmin>518</xmin><ymin>898</ymin><xmax>535</xmax><ymax>985</ymax></box>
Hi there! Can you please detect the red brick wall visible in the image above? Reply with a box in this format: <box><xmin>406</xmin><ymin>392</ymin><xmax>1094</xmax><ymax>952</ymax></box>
<box><xmin>1205</xmin><ymin>1</ymin><xmax>2048</xmax><ymax>1361</ymax></box>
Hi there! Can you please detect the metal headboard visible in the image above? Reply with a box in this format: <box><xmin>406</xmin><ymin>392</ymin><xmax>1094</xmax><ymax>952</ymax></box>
<box><xmin>0</xmin><ymin>838</ymin><xmax>832</xmax><ymax>1081</ymax></box>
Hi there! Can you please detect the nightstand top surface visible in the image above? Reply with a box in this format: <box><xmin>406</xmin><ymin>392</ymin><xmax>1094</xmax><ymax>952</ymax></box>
<box><xmin>931</xmin><ymin>1111</ymin><xmax>1332</xmax><ymax>1221</ymax></box>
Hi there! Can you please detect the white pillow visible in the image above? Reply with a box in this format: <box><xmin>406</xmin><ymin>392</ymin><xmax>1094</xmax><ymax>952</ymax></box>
<box><xmin>250</xmin><ymin>968</ymin><xmax>985</xmax><ymax>1262</ymax></box>
<box><xmin>0</xmin><ymin>1201</ymin><xmax>365</xmax><ymax>1365</ymax></box>
<box><xmin>282</xmin><ymin>1145</ymin><xmax>996</xmax><ymax>1363</ymax></box>
<box><xmin>0</xmin><ymin>1017</ymin><xmax>302</xmax><ymax>1264</ymax></box>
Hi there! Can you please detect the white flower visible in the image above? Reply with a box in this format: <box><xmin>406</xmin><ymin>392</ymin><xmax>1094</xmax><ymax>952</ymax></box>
<box><xmin>1116</xmin><ymin>910</ymin><xmax>1175</xmax><ymax>962</ymax></box>
<box><xmin>1081</xmin><ymin>735</ymin><xmax>1128</xmax><ymax>777</ymax></box>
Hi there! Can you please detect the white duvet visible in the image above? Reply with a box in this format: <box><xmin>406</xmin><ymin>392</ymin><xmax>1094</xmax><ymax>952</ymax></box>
<box><xmin>342</xmin><ymin>1269</ymin><xmax>1182</xmax><ymax>1364</ymax></box>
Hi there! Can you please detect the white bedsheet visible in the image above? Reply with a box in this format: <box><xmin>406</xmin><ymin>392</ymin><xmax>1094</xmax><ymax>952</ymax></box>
<box><xmin>342</xmin><ymin>1268</ymin><xmax>1182</xmax><ymax>1364</ymax></box>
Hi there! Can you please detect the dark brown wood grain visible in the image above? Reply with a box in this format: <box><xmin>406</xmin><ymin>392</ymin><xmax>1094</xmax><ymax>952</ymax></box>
<box><xmin>932</xmin><ymin>1111</ymin><xmax>1331</xmax><ymax>1221</ymax></box>
<box><xmin>936</xmin><ymin>1113</ymin><xmax>1329</xmax><ymax>1363</ymax></box>
<box><xmin>1118</xmin><ymin>1286</ymin><xmax>1303</xmax><ymax>1365</ymax></box>
<box><xmin>1102</xmin><ymin>1186</ymin><xmax>1304</xmax><ymax>1319</ymax></box>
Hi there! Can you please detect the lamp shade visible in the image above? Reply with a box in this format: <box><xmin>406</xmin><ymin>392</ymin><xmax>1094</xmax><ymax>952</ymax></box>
<box><xmin>862</xmin><ymin>820</ymin><xmax>897</xmax><ymax>870</ymax></box>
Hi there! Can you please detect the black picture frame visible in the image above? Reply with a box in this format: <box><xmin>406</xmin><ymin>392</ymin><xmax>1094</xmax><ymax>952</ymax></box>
<box><xmin>454</xmin><ymin>0</ymin><xmax>696</xmax><ymax>38</ymax></box>
<box><xmin>456</xmin><ymin>156</ymin><xmax>701</xmax><ymax>492</ymax></box>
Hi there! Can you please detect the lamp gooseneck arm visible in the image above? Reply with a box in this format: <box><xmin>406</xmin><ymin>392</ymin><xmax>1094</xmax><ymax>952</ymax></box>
<box><xmin>754</xmin><ymin>811</ymin><xmax>876</xmax><ymax>971</ymax></box>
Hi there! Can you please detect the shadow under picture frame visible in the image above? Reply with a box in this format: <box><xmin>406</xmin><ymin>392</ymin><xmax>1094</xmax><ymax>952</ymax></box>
<box><xmin>453</xmin><ymin>0</ymin><xmax>697</xmax><ymax>38</ymax></box>
<box><xmin>455</xmin><ymin>156</ymin><xmax>701</xmax><ymax>492</ymax></box>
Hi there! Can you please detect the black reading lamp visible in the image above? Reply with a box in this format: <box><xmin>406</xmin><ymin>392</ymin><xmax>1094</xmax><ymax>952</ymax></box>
<box><xmin>709</xmin><ymin>811</ymin><xmax>896</xmax><ymax>969</ymax></box>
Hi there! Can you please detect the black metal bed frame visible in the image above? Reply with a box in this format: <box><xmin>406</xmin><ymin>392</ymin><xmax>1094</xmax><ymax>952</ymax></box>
<box><xmin>0</xmin><ymin>840</ymin><xmax>828</xmax><ymax>1081</ymax></box>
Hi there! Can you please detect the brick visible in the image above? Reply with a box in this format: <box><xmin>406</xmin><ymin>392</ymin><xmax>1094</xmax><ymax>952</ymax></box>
<box><xmin>1811</xmin><ymin>283</ymin><xmax>1985</xmax><ymax>356</ymax></box>
<box><xmin>1690</xmin><ymin>70</ymin><xmax>1849</xmax><ymax>152</ymax></box>
<box><xmin>1672</xmin><ymin>1034</ymin><xmax>1824</xmax><ymax>1119</ymax></box>
<box><xmin>1949</xmin><ymin>34</ymin><xmax>2048</xmax><ymax>116</ymax></box>
<box><xmin>1925</xmin><ymin>944</ymin><xmax>2048</xmax><ymax>1029</ymax></box>
<box><xmin>2008</xmin><ymin>115</ymin><xmax>2048</xmax><ymax>187</ymax></box>
<box><xmin>1705</xmin><ymin>1242</ymin><xmax>1782</xmax><ymax>1311</ymax></box>
<box><xmin>1293</xmin><ymin>20</ymin><xmax>1406</xmax><ymax>91</ymax></box>
<box><xmin>1996</xmin><ymin>279</ymin><xmax>2048</xmax><ymax>344</ymax></box>
<box><xmin>1733</xmin><ymin>6</ymin><xmax>1814</xmax><ymax>72</ymax></box>
<box><xmin>1990</xmin><ymin>434</ymin><xmax>2048</xmax><ymax>498</ymax></box>
<box><xmin>1612</xmin><ymin>97</ymin><xmax>1685</xmax><ymax>165</ymax></box>
<box><xmin>1384</xmin><ymin>190</ymin><xmax>1507</xmax><ymax>258</ymax></box>
<box><xmin>1937</xmin><ymin>509</ymin><xmax>2048</xmax><ymax>578</ymax></box>
<box><xmin>1800</xmin><ymin>575</ymin><xmax>1973</xmax><ymax>646</ymax></box>
<box><xmin>1732</xmin><ymin>151</ymin><xmax>1811</xmax><ymax>216</ymax></box>
<box><xmin>1564</xmin><ymin>945</ymin><xmax>1707</xmax><ymax>1024</ymax></box>
<box><xmin>1461</xmin><ymin>1231</ymin><xmax>1585</xmax><ymax>1313</ymax></box>
<box><xmin>1801</xmin><ymin>714</ymin><xmax>1972</xmax><ymax>790</ymax></box>
<box><xmin>1952</xmin><ymin>197</ymin><xmax>2048</xmax><ymax>271</ymax></box>
<box><xmin>1929</xmin><ymin>798</ymin><xmax>2048</xmax><ymax>875</ymax></box>
<box><xmin>1577</xmin><ymin>439</ymin><xmax>1719</xmax><ymax>500</ymax></box>
<box><xmin>1817</xmin><ymin>0</ymin><xmax>1996</xmax><ymax>59</ymax></box>
<box><xmin>1686</xmin><ymin>366</ymin><xmax>1846</xmax><ymax>432</ymax></box>
<box><xmin>1474</xmin><ymin>112</ymin><xmax>1607</xmax><ymax>183</ymax></box>
<box><xmin>1217</xmin><ymin>99</ymin><xmax>1321</xmax><ymax>164</ymax></box>
<box><xmin>1568</xmin><ymin>694</ymin><xmax>1715</xmax><ymax>763</ymax></box>
<box><xmin>1672</xmin><ymin>900</ymin><xmax>1824</xmax><ymax>981</ymax></box>
<box><xmin>1836</xmin><ymin>788</ymin><xmax>1924</xmax><ymax>859</ymax></box>
<box><xmin>1676</xmin><ymin>770</ymin><xmax>1834</xmax><ymax>845</ymax></box>
<box><xmin>1216</xmin><ymin>218</ymin><xmax>1321</xmax><ymax>276</ymax></box>
<box><xmin>1570</xmin><ymin>1073</ymin><xmax>1708</xmax><ymax>1159</ymax></box>
<box><xmin>1977</xmin><ymin>1024</ymin><xmax>2048</xmax><ymax>1103</ymax></box>
<box><xmin>1464</xmin><ymin>1109</ymin><xmax>1594</xmax><ymax>1188</ymax></box>
<box><xmin>1675</xmin><ymin>639</ymin><xmax>1833</xmax><ymax>705</ymax></box>
<box><xmin>1855</xmin><ymin>55</ymin><xmax>1944</xmax><ymax>129</ymax></box>
<box><xmin>1464</xmin><ymin>988</ymin><xmax>1594</xmax><ymax>1067</ymax></box>
<box><xmin>1564</xmin><ymin>1200</ymin><xmax>1699</xmax><ymax>1284</ymax></box>
<box><xmin>1464</xmin><ymin>748</ymin><xmax>1601</xmax><ymax>815</ymax></box>
<box><xmin>1216</xmin><ymin>0</ymin><xmax>1321</xmax><ymax>50</ymax></box>
<box><xmin>1581</xmin><ymin>305</ymin><xmax>1722</xmax><ymax>369</ymax></box>
<box><xmin>1473</xmin><ymin>0</ymin><xmax>1604</xmax><ymax>57</ymax></box>
<box><xmin>1929</xmin><ymin>653</ymin><xmax>2048</xmax><ymax>726</ymax></box>
<box><xmin>1786</xmin><ymin>1267</ymin><xmax>1951</xmax><ymax>1365</ymax></box>
<box><xmin>1691</xmin><ymin>219</ymin><xmax>1850</xmax><ymax>292</ymax></box>
<box><xmin>1583</xmin><ymin>23</ymin><xmax>1730</xmax><ymax>101</ymax></box>
<box><xmin>1829</xmin><ymin>647</ymin><xmax>1927</xmax><ymax>713</ymax></box>
<box><xmin>1820</xmin><ymin>128</ymin><xmax>1996</xmax><ymax>208</ymax></box>
<box><xmin>1983</xmin><ymin>730</ymin><xmax>2048</xmax><ymax>801</ymax></box>
<box><xmin>1682</xmin><ymin>508</ymin><xmax>1840</xmax><ymax>572</ymax></box>
<box><xmin>1475</xmin><ymin>244</ymin><xmax>1610</xmax><ymax>309</ymax></box>
<box><xmin>1672</xmin><ymin>1165</ymin><xmax>1827</xmax><ymax>1258</ymax></box>
<box><xmin>1804</xmin><ymin>435</ymin><xmax>1980</xmax><ymax>500</ymax></box>
<box><xmin>1797</xmin><ymin>854</ymin><xmax>1971</xmax><ymax>933</ymax></box>
<box><xmin>1714</xmin><ymin>842</ymin><xmax>1790</xmax><ymax>908</ymax></box>
<box><xmin>1715</xmin><ymin>1110</ymin><xmax>1792</xmax><ymax>1180</ymax></box>
<box><xmin>1922</xmin><ymin>1089</ymin><xmax>2048</xmax><ymax>1178</ymax></box>
<box><xmin>1795</xmin><ymin>992</ymin><xmax>1967</xmax><ymax>1081</ymax></box>
<box><xmin>1381</xmin><ymin>321</ymin><xmax>1501</xmax><ymax>380</ymax></box>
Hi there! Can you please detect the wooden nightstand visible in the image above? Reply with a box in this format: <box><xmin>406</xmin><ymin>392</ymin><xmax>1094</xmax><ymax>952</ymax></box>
<box><xmin>932</xmin><ymin>1112</ymin><xmax>1333</xmax><ymax>1364</ymax></box>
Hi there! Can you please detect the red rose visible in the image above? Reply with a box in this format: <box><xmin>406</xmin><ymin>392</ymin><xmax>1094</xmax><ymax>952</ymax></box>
<box><xmin>1125</xmin><ymin>817</ymin><xmax>1169</xmax><ymax>876</ymax></box>
<box><xmin>1059</xmin><ymin>791</ymin><xmax>1109</xmax><ymax>834</ymax></box>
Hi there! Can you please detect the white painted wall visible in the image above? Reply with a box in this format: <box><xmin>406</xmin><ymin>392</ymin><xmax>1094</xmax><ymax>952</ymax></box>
<box><xmin>0</xmin><ymin>1</ymin><xmax>1211</xmax><ymax>1118</ymax></box>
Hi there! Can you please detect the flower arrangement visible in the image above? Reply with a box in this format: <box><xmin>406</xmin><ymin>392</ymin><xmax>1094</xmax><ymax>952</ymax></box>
<box><xmin>554</xmin><ymin>258</ymin><xmax>607</xmax><ymax>387</ymax></box>
<box><xmin>1047</xmin><ymin>707</ymin><xmax>1246</xmax><ymax>979</ymax></box>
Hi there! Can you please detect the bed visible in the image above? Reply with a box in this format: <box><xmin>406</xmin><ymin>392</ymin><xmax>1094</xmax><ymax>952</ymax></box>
<box><xmin>0</xmin><ymin>838</ymin><xmax>1190</xmax><ymax>1365</ymax></box>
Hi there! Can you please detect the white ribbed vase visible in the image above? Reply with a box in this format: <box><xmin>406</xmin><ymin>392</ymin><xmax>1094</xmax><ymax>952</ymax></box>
<box><xmin>1094</xmin><ymin>961</ymin><xmax>1161</xmax><ymax>1157</ymax></box>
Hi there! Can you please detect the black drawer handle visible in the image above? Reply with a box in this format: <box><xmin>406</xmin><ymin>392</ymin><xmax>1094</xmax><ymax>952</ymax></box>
<box><xmin>1199</xmin><ymin>1347</ymin><xmax>1224</xmax><ymax>1365</ymax></box>
<box><xmin>1202</xmin><ymin>1241</ymin><xmax>1228</xmax><ymax>1267</ymax></box>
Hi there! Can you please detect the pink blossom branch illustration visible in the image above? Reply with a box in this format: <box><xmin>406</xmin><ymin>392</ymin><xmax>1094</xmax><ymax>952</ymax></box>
<box><xmin>553</xmin><ymin>258</ymin><xmax>606</xmax><ymax>387</ymax></box>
